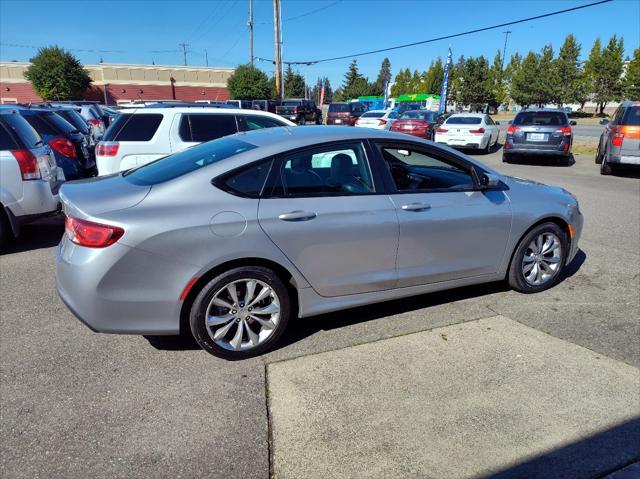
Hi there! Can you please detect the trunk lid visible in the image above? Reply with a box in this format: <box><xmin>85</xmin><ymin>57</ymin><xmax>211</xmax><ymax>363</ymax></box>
<box><xmin>60</xmin><ymin>174</ymin><xmax>151</xmax><ymax>218</ymax></box>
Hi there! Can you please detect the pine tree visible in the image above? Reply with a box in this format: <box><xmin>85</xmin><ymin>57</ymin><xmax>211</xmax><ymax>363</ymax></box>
<box><xmin>511</xmin><ymin>51</ymin><xmax>539</xmax><ymax>107</ymax></box>
<box><xmin>408</xmin><ymin>69</ymin><xmax>423</xmax><ymax>93</ymax></box>
<box><xmin>373</xmin><ymin>57</ymin><xmax>392</xmax><ymax>96</ymax></box>
<box><xmin>624</xmin><ymin>48</ymin><xmax>640</xmax><ymax>99</ymax></box>
<box><xmin>284</xmin><ymin>64</ymin><xmax>306</xmax><ymax>98</ymax></box>
<box><xmin>586</xmin><ymin>36</ymin><xmax>625</xmax><ymax>114</ymax></box>
<box><xmin>390</xmin><ymin>68</ymin><xmax>411</xmax><ymax>97</ymax></box>
<box><xmin>535</xmin><ymin>45</ymin><xmax>556</xmax><ymax>106</ymax></box>
<box><xmin>488</xmin><ymin>50</ymin><xmax>506</xmax><ymax>108</ymax></box>
<box><xmin>422</xmin><ymin>58</ymin><xmax>444</xmax><ymax>94</ymax></box>
<box><xmin>458</xmin><ymin>56</ymin><xmax>491</xmax><ymax>111</ymax></box>
<box><xmin>555</xmin><ymin>34</ymin><xmax>581</xmax><ymax>105</ymax></box>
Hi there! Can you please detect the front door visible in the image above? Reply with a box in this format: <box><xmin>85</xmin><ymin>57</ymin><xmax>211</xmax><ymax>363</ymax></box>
<box><xmin>258</xmin><ymin>141</ymin><xmax>399</xmax><ymax>297</ymax></box>
<box><xmin>374</xmin><ymin>142</ymin><xmax>512</xmax><ymax>287</ymax></box>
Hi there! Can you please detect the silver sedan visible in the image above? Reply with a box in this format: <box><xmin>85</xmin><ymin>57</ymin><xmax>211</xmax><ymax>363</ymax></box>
<box><xmin>56</xmin><ymin>126</ymin><xmax>583</xmax><ymax>359</ymax></box>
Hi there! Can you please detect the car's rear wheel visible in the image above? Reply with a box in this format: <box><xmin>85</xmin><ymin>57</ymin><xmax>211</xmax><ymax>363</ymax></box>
<box><xmin>508</xmin><ymin>222</ymin><xmax>567</xmax><ymax>293</ymax></box>
<box><xmin>595</xmin><ymin>143</ymin><xmax>603</xmax><ymax>164</ymax></box>
<box><xmin>189</xmin><ymin>266</ymin><xmax>291</xmax><ymax>359</ymax></box>
<box><xmin>483</xmin><ymin>138</ymin><xmax>491</xmax><ymax>154</ymax></box>
<box><xmin>600</xmin><ymin>154</ymin><xmax>613</xmax><ymax>175</ymax></box>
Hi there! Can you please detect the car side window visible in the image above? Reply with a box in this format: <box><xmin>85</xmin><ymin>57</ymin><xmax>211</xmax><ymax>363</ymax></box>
<box><xmin>0</xmin><ymin>123</ymin><xmax>18</xmax><ymax>150</ymax></box>
<box><xmin>237</xmin><ymin>115</ymin><xmax>287</xmax><ymax>131</ymax></box>
<box><xmin>485</xmin><ymin>116</ymin><xmax>494</xmax><ymax>125</ymax></box>
<box><xmin>377</xmin><ymin>144</ymin><xmax>475</xmax><ymax>192</ymax></box>
<box><xmin>388</xmin><ymin>111</ymin><xmax>398</xmax><ymax>119</ymax></box>
<box><xmin>179</xmin><ymin>114</ymin><xmax>238</xmax><ymax>142</ymax></box>
<box><xmin>220</xmin><ymin>159</ymin><xmax>273</xmax><ymax>198</ymax></box>
<box><xmin>270</xmin><ymin>142</ymin><xmax>374</xmax><ymax>197</ymax></box>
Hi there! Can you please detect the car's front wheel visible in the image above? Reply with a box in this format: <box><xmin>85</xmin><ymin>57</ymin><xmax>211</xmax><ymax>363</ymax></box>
<box><xmin>508</xmin><ymin>222</ymin><xmax>567</xmax><ymax>293</ymax></box>
<box><xmin>189</xmin><ymin>266</ymin><xmax>291</xmax><ymax>359</ymax></box>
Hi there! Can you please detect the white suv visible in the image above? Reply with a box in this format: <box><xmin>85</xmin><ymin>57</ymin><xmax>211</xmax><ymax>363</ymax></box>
<box><xmin>96</xmin><ymin>107</ymin><xmax>295</xmax><ymax>175</ymax></box>
<box><xmin>0</xmin><ymin>110</ymin><xmax>60</xmax><ymax>248</ymax></box>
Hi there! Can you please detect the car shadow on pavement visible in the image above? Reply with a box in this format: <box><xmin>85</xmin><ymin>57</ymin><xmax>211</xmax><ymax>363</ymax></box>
<box><xmin>505</xmin><ymin>153</ymin><xmax>575</xmax><ymax>167</ymax></box>
<box><xmin>484</xmin><ymin>417</ymin><xmax>640</xmax><ymax>479</ymax></box>
<box><xmin>0</xmin><ymin>215</ymin><xmax>64</xmax><ymax>255</ymax></box>
<box><xmin>146</xmin><ymin>249</ymin><xmax>587</xmax><ymax>353</ymax></box>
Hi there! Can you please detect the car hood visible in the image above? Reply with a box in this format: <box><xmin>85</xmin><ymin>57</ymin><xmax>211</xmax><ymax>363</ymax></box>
<box><xmin>60</xmin><ymin>174</ymin><xmax>151</xmax><ymax>218</ymax></box>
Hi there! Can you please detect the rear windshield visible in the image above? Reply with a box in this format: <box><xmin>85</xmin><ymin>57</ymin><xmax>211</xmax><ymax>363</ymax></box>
<box><xmin>46</xmin><ymin>112</ymin><xmax>79</xmax><ymax>134</ymax></box>
<box><xmin>1</xmin><ymin>114</ymin><xmax>42</xmax><ymax>149</ymax></box>
<box><xmin>328</xmin><ymin>103</ymin><xmax>350</xmax><ymax>113</ymax></box>
<box><xmin>401</xmin><ymin>111</ymin><xmax>437</xmax><ymax>121</ymax></box>
<box><xmin>103</xmin><ymin>113</ymin><xmax>163</xmax><ymax>141</ymax></box>
<box><xmin>58</xmin><ymin>111</ymin><xmax>89</xmax><ymax>134</ymax></box>
<box><xmin>361</xmin><ymin>111</ymin><xmax>385</xmax><ymax>118</ymax></box>
<box><xmin>124</xmin><ymin>137</ymin><xmax>258</xmax><ymax>185</ymax></box>
<box><xmin>283</xmin><ymin>101</ymin><xmax>302</xmax><ymax>107</ymax></box>
<box><xmin>621</xmin><ymin>106</ymin><xmax>640</xmax><ymax>126</ymax></box>
<box><xmin>445</xmin><ymin>116</ymin><xmax>482</xmax><ymax>125</ymax></box>
<box><xmin>24</xmin><ymin>114</ymin><xmax>58</xmax><ymax>136</ymax></box>
<box><xmin>514</xmin><ymin>111</ymin><xmax>567</xmax><ymax>126</ymax></box>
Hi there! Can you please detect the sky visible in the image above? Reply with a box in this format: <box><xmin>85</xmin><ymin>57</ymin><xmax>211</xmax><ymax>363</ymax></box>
<box><xmin>1</xmin><ymin>0</ymin><xmax>639</xmax><ymax>87</ymax></box>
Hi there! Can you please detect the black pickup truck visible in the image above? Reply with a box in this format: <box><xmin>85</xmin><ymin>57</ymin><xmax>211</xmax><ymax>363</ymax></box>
<box><xmin>275</xmin><ymin>99</ymin><xmax>322</xmax><ymax>125</ymax></box>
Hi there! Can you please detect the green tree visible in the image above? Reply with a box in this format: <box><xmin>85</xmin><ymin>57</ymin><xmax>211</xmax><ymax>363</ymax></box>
<box><xmin>226</xmin><ymin>64</ymin><xmax>269</xmax><ymax>100</ymax></box>
<box><xmin>408</xmin><ymin>69</ymin><xmax>423</xmax><ymax>93</ymax></box>
<box><xmin>488</xmin><ymin>50</ymin><xmax>506</xmax><ymax>108</ymax></box>
<box><xmin>536</xmin><ymin>45</ymin><xmax>557</xmax><ymax>106</ymax></box>
<box><xmin>511</xmin><ymin>51</ymin><xmax>539</xmax><ymax>107</ymax></box>
<box><xmin>267</xmin><ymin>76</ymin><xmax>277</xmax><ymax>99</ymax></box>
<box><xmin>458</xmin><ymin>56</ymin><xmax>491</xmax><ymax>111</ymax></box>
<box><xmin>422</xmin><ymin>58</ymin><xmax>444</xmax><ymax>94</ymax></box>
<box><xmin>24</xmin><ymin>46</ymin><xmax>91</xmax><ymax>100</ymax></box>
<box><xmin>555</xmin><ymin>34</ymin><xmax>582</xmax><ymax>105</ymax></box>
<box><xmin>342</xmin><ymin>59</ymin><xmax>364</xmax><ymax>99</ymax></box>
<box><xmin>311</xmin><ymin>77</ymin><xmax>333</xmax><ymax>104</ymax></box>
<box><xmin>284</xmin><ymin>64</ymin><xmax>306</xmax><ymax>98</ymax></box>
<box><xmin>586</xmin><ymin>36</ymin><xmax>625</xmax><ymax>114</ymax></box>
<box><xmin>624</xmin><ymin>48</ymin><xmax>640</xmax><ymax>99</ymax></box>
<box><xmin>372</xmin><ymin>57</ymin><xmax>392</xmax><ymax>96</ymax></box>
<box><xmin>390</xmin><ymin>67</ymin><xmax>411</xmax><ymax>97</ymax></box>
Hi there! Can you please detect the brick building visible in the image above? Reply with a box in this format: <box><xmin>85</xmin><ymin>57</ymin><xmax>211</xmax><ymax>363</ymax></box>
<box><xmin>0</xmin><ymin>62</ymin><xmax>233</xmax><ymax>105</ymax></box>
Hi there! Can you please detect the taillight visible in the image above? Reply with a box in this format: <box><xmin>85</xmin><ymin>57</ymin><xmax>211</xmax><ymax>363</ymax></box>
<box><xmin>11</xmin><ymin>149</ymin><xmax>40</xmax><ymax>180</ymax></box>
<box><xmin>378</xmin><ymin>119</ymin><xmax>387</xmax><ymax>126</ymax></box>
<box><xmin>65</xmin><ymin>216</ymin><xmax>124</xmax><ymax>248</ymax></box>
<box><xmin>507</xmin><ymin>125</ymin><xmax>520</xmax><ymax>135</ymax></box>
<box><xmin>96</xmin><ymin>141</ymin><xmax>119</xmax><ymax>157</ymax></box>
<box><xmin>469</xmin><ymin>128</ymin><xmax>485</xmax><ymax>134</ymax></box>
<box><xmin>556</xmin><ymin>126</ymin><xmax>572</xmax><ymax>136</ymax></box>
<box><xmin>436</xmin><ymin>127</ymin><xmax>448</xmax><ymax>133</ymax></box>
<box><xmin>49</xmin><ymin>137</ymin><xmax>77</xmax><ymax>158</ymax></box>
<box><xmin>612</xmin><ymin>126</ymin><xmax>625</xmax><ymax>147</ymax></box>
<box><xmin>88</xmin><ymin>118</ymin><xmax>101</xmax><ymax>127</ymax></box>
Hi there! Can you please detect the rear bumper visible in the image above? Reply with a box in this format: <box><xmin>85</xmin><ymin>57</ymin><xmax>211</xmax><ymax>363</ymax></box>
<box><xmin>607</xmin><ymin>153</ymin><xmax>640</xmax><ymax>165</ymax></box>
<box><xmin>505</xmin><ymin>139</ymin><xmax>570</xmax><ymax>156</ymax></box>
<box><xmin>55</xmin><ymin>237</ymin><xmax>199</xmax><ymax>335</ymax></box>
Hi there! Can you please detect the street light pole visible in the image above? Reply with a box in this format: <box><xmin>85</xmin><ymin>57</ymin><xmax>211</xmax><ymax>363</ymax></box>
<box><xmin>501</xmin><ymin>31</ymin><xmax>511</xmax><ymax>70</ymax></box>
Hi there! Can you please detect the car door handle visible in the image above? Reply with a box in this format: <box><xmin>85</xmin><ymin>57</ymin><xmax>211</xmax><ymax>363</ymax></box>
<box><xmin>401</xmin><ymin>202</ymin><xmax>431</xmax><ymax>212</ymax></box>
<box><xmin>278</xmin><ymin>211</ymin><xmax>317</xmax><ymax>222</ymax></box>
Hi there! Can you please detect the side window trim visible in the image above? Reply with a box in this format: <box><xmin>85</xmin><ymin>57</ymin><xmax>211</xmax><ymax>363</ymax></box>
<box><xmin>212</xmin><ymin>157</ymin><xmax>275</xmax><ymax>198</ymax></box>
<box><xmin>263</xmin><ymin>140</ymin><xmax>379</xmax><ymax>199</ymax></box>
<box><xmin>370</xmin><ymin>140</ymin><xmax>481</xmax><ymax>194</ymax></box>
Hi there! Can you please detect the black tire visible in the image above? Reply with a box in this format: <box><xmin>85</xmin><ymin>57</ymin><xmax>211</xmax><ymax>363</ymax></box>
<box><xmin>595</xmin><ymin>143</ymin><xmax>603</xmax><ymax>164</ymax></box>
<box><xmin>502</xmin><ymin>153</ymin><xmax>511</xmax><ymax>163</ymax></box>
<box><xmin>483</xmin><ymin>138</ymin><xmax>491</xmax><ymax>154</ymax></box>
<box><xmin>189</xmin><ymin>266</ymin><xmax>291</xmax><ymax>360</ymax></box>
<box><xmin>315</xmin><ymin>114</ymin><xmax>323</xmax><ymax>125</ymax></box>
<box><xmin>600</xmin><ymin>154</ymin><xmax>613</xmax><ymax>175</ymax></box>
<box><xmin>508</xmin><ymin>222</ymin><xmax>568</xmax><ymax>294</ymax></box>
<box><xmin>299</xmin><ymin>117</ymin><xmax>306</xmax><ymax>126</ymax></box>
<box><xmin>0</xmin><ymin>207</ymin><xmax>12</xmax><ymax>252</ymax></box>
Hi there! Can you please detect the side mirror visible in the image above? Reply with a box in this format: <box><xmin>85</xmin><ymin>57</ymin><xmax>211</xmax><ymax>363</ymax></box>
<box><xmin>495</xmin><ymin>121</ymin><xmax>500</xmax><ymax>125</ymax></box>
<box><xmin>569</xmin><ymin>120</ymin><xmax>577</xmax><ymax>126</ymax></box>
<box><xmin>479</xmin><ymin>172</ymin><xmax>500</xmax><ymax>189</ymax></box>
<box><xmin>599</xmin><ymin>118</ymin><xmax>610</xmax><ymax>125</ymax></box>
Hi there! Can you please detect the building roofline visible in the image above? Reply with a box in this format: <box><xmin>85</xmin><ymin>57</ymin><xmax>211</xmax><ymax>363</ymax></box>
<box><xmin>0</xmin><ymin>61</ymin><xmax>234</xmax><ymax>71</ymax></box>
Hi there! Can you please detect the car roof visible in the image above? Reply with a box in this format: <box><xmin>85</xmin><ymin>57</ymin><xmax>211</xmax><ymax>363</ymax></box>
<box><xmin>117</xmin><ymin>107</ymin><xmax>287</xmax><ymax>116</ymax></box>
<box><xmin>517</xmin><ymin>108</ymin><xmax>566</xmax><ymax>113</ymax></box>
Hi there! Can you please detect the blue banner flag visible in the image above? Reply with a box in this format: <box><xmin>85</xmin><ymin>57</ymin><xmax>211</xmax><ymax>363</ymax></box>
<box><xmin>438</xmin><ymin>48</ymin><xmax>453</xmax><ymax>114</ymax></box>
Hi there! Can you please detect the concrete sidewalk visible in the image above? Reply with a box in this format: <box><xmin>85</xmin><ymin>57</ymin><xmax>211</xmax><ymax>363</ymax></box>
<box><xmin>267</xmin><ymin>316</ymin><xmax>640</xmax><ymax>479</ymax></box>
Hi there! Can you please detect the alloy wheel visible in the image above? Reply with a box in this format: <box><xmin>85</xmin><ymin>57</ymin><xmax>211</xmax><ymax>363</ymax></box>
<box><xmin>522</xmin><ymin>232</ymin><xmax>562</xmax><ymax>286</ymax></box>
<box><xmin>205</xmin><ymin>279</ymin><xmax>281</xmax><ymax>351</ymax></box>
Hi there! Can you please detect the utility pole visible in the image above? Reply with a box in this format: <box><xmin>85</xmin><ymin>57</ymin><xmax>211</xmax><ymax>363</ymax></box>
<box><xmin>273</xmin><ymin>0</ymin><xmax>281</xmax><ymax>100</ymax></box>
<box><xmin>205</xmin><ymin>49</ymin><xmax>209</xmax><ymax>67</ymax></box>
<box><xmin>248</xmin><ymin>0</ymin><xmax>254</xmax><ymax>66</ymax></box>
<box><xmin>501</xmin><ymin>31</ymin><xmax>511</xmax><ymax>70</ymax></box>
<box><xmin>179</xmin><ymin>42</ymin><xmax>189</xmax><ymax>66</ymax></box>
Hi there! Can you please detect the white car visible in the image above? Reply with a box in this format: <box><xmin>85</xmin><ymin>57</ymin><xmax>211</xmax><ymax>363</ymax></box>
<box><xmin>96</xmin><ymin>107</ymin><xmax>295</xmax><ymax>176</ymax></box>
<box><xmin>435</xmin><ymin>113</ymin><xmax>500</xmax><ymax>153</ymax></box>
<box><xmin>355</xmin><ymin>110</ymin><xmax>399</xmax><ymax>130</ymax></box>
<box><xmin>0</xmin><ymin>110</ymin><xmax>60</xmax><ymax>247</ymax></box>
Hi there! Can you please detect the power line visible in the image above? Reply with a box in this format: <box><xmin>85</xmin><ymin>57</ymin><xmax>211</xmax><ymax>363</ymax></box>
<box><xmin>256</xmin><ymin>0</ymin><xmax>342</xmax><ymax>24</ymax></box>
<box><xmin>256</xmin><ymin>0</ymin><xmax>612</xmax><ymax>65</ymax></box>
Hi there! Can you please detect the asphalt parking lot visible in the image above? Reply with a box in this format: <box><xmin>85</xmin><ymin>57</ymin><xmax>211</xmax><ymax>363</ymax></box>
<box><xmin>1</xmin><ymin>145</ymin><xmax>639</xmax><ymax>478</ymax></box>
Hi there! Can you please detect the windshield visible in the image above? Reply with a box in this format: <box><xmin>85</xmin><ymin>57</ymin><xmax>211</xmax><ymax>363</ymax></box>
<box><xmin>446</xmin><ymin>116</ymin><xmax>482</xmax><ymax>125</ymax></box>
<box><xmin>124</xmin><ymin>137</ymin><xmax>257</xmax><ymax>185</ymax></box>
<box><xmin>328</xmin><ymin>103</ymin><xmax>350</xmax><ymax>113</ymax></box>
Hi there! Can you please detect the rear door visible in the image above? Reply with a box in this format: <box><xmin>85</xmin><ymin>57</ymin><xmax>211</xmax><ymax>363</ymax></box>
<box><xmin>102</xmin><ymin>112</ymin><xmax>165</xmax><ymax>170</ymax></box>
<box><xmin>373</xmin><ymin>140</ymin><xmax>512</xmax><ymax>286</ymax></box>
<box><xmin>170</xmin><ymin>113</ymin><xmax>238</xmax><ymax>153</ymax></box>
<box><xmin>257</xmin><ymin>141</ymin><xmax>399</xmax><ymax>296</ymax></box>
